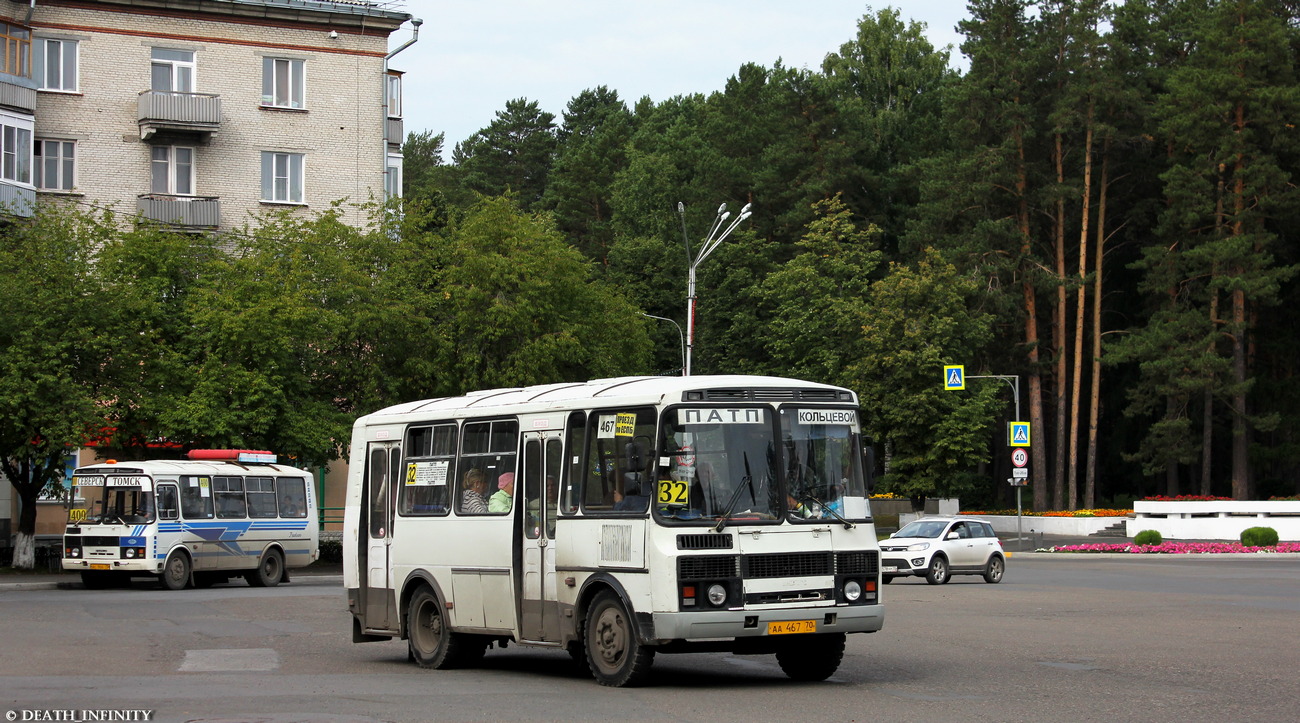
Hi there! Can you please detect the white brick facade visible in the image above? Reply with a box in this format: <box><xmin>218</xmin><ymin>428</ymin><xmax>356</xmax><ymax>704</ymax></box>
<box><xmin>9</xmin><ymin>0</ymin><xmax>411</xmax><ymax>230</ymax></box>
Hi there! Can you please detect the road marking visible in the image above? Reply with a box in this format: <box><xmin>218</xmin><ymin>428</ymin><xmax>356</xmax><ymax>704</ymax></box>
<box><xmin>180</xmin><ymin>647</ymin><xmax>279</xmax><ymax>672</ymax></box>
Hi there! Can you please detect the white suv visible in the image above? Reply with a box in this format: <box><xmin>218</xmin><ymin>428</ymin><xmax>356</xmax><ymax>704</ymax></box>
<box><xmin>880</xmin><ymin>516</ymin><xmax>1006</xmax><ymax>584</ymax></box>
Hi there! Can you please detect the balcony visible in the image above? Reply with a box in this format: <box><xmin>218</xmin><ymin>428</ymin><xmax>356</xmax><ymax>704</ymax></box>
<box><xmin>137</xmin><ymin>91</ymin><xmax>221</xmax><ymax>140</ymax></box>
<box><xmin>386</xmin><ymin>116</ymin><xmax>403</xmax><ymax>148</ymax></box>
<box><xmin>0</xmin><ymin>73</ymin><xmax>37</xmax><ymax>114</ymax></box>
<box><xmin>137</xmin><ymin>194</ymin><xmax>220</xmax><ymax>230</ymax></box>
<box><xmin>0</xmin><ymin>180</ymin><xmax>35</xmax><ymax>218</ymax></box>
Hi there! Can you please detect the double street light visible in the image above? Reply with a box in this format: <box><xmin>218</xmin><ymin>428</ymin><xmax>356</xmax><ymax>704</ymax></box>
<box><xmin>678</xmin><ymin>201</ymin><xmax>752</xmax><ymax>376</ymax></box>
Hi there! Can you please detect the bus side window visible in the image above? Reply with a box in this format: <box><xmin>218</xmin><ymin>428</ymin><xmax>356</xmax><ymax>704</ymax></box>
<box><xmin>583</xmin><ymin>408</ymin><xmax>655</xmax><ymax>511</ymax></box>
<box><xmin>180</xmin><ymin>476</ymin><xmax>214</xmax><ymax>519</ymax></box>
<box><xmin>214</xmin><ymin>476</ymin><xmax>247</xmax><ymax>518</ymax></box>
<box><xmin>277</xmin><ymin>477</ymin><xmax>307</xmax><ymax>518</ymax></box>
<box><xmin>245</xmin><ymin>476</ymin><xmax>277</xmax><ymax>518</ymax></box>
<box><xmin>157</xmin><ymin>485</ymin><xmax>179</xmax><ymax>520</ymax></box>
<box><xmin>562</xmin><ymin>411</ymin><xmax>585</xmax><ymax>515</ymax></box>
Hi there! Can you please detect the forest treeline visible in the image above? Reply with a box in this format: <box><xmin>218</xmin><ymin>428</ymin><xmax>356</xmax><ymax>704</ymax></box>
<box><xmin>403</xmin><ymin>0</ymin><xmax>1300</xmax><ymax>510</ymax></box>
<box><xmin>2</xmin><ymin>1</ymin><xmax>1297</xmax><ymax>558</ymax></box>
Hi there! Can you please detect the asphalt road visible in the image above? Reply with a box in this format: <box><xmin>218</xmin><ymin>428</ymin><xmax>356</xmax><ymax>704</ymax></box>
<box><xmin>2</xmin><ymin>556</ymin><xmax>1298</xmax><ymax>723</ymax></box>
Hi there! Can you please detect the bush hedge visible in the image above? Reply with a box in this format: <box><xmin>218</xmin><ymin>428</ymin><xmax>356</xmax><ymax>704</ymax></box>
<box><xmin>1133</xmin><ymin>529</ymin><xmax>1163</xmax><ymax>546</ymax></box>
<box><xmin>318</xmin><ymin>538</ymin><xmax>343</xmax><ymax>563</ymax></box>
<box><xmin>1240</xmin><ymin>526</ymin><xmax>1280</xmax><ymax>547</ymax></box>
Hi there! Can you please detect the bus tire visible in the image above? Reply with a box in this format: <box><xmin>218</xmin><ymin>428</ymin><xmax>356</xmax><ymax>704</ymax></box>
<box><xmin>161</xmin><ymin>550</ymin><xmax>191</xmax><ymax>591</ymax></box>
<box><xmin>246</xmin><ymin>548</ymin><xmax>283</xmax><ymax>588</ymax></box>
<box><xmin>584</xmin><ymin>591</ymin><xmax>654</xmax><ymax>687</ymax></box>
<box><xmin>775</xmin><ymin>633</ymin><xmax>846</xmax><ymax>682</ymax></box>
<box><xmin>407</xmin><ymin>587</ymin><xmax>466</xmax><ymax>669</ymax></box>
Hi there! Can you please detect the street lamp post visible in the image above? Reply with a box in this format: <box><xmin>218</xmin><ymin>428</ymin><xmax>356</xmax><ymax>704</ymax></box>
<box><xmin>679</xmin><ymin>201</ymin><xmax>752</xmax><ymax>376</ymax></box>
<box><xmin>641</xmin><ymin>313</ymin><xmax>685</xmax><ymax>376</ymax></box>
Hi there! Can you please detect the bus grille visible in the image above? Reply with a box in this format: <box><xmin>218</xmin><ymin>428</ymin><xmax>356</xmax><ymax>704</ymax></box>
<box><xmin>677</xmin><ymin>534</ymin><xmax>733</xmax><ymax>550</ymax></box>
<box><xmin>836</xmin><ymin>550</ymin><xmax>880</xmax><ymax>575</ymax></box>
<box><xmin>743</xmin><ymin>552</ymin><xmax>833</xmax><ymax>578</ymax></box>
<box><xmin>678</xmin><ymin>555</ymin><xmax>739</xmax><ymax>580</ymax></box>
<box><xmin>83</xmin><ymin>536</ymin><xmax>118</xmax><ymax>546</ymax></box>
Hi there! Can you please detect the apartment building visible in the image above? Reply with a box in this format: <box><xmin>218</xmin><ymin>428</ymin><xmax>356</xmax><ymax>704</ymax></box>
<box><xmin>0</xmin><ymin>0</ymin><xmax>414</xmax><ymax>231</ymax></box>
<box><xmin>0</xmin><ymin>0</ymin><xmax>415</xmax><ymax>551</ymax></box>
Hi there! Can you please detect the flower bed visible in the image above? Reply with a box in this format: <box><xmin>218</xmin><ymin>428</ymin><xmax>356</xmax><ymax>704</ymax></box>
<box><xmin>1047</xmin><ymin>541</ymin><xmax>1300</xmax><ymax>554</ymax></box>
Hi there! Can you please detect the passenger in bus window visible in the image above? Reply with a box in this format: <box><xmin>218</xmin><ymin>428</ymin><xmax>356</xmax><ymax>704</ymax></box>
<box><xmin>280</xmin><ymin>495</ymin><xmax>300</xmax><ymax>517</ymax></box>
<box><xmin>459</xmin><ymin>469</ymin><xmax>489</xmax><ymax>514</ymax></box>
<box><xmin>488</xmin><ymin>472</ymin><xmax>514</xmax><ymax>513</ymax></box>
<box><xmin>612</xmin><ymin>481</ymin><xmax>649</xmax><ymax>512</ymax></box>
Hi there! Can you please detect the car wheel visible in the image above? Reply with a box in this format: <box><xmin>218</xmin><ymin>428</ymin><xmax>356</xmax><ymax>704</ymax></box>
<box><xmin>585</xmin><ymin>591</ymin><xmax>654</xmax><ymax>687</ymax></box>
<box><xmin>775</xmin><ymin>633</ymin><xmax>846</xmax><ymax>681</ymax></box>
<box><xmin>983</xmin><ymin>555</ymin><xmax>1005</xmax><ymax>584</ymax></box>
<box><xmin>925</xmin><ymin>555</ymin><xmax>950</xmax><ymax>585</ymax></box>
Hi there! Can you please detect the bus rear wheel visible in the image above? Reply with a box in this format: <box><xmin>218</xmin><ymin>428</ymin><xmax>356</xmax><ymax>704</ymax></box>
<box><xmin>584</xmin><ymin>591</ymin><xmax>654</xmax><ymax>687</ymax></box>
<box><xmin>407</xmin><ymin>587</ymin><xmax>471</xmax><ymax>669</ymax></box>
<box><xmin>775</xmin><ymin>633</ymin><xmax>846</xmax><ymax>681</ymax></box>
<box><xmin>246</xmin><ymin>549</ymin><xmax>283</xmax><ymax>587</ymax></box>
<box><xmin>161</xmin><ymin>551</ymin><xmax>191</xmax><ymax>590</ymax></box>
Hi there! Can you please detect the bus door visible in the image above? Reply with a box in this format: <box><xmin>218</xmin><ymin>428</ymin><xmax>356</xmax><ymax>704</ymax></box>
<box><xmin>520</xmin><ymin>432</ymin><xmax>563</xmax><ymax>642</ymax></box>
<box><xmin>362</xmin><ymin>442</ymin><xmax>402</xmax><ymax>632</ymax></box>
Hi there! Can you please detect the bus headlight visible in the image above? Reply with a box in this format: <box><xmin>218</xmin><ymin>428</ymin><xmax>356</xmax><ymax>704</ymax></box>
<box><xmin>706</xmin><ymin>583</ymin><xmax>728</xmax><ymax>607</ymax></box>
<box><xmin>124</xmin><ymin>548</ymin><xmax>135</xmax><ymax>558</ymax></box>
<box><xmin>65</xmin><ymin>546</ymin><xmax>81</xmax><ymax>558</ymax></box>
<box><xmin>844</xmin><ymin>579</ymin><xmax>863</xmax><ymax>602</ymax></box>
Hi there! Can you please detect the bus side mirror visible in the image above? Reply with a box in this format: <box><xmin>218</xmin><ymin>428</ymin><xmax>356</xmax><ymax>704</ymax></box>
<box><xmin>862</xmin><ymin>442</ymin><xmax>876</xmax><ymax>494</ymax></box>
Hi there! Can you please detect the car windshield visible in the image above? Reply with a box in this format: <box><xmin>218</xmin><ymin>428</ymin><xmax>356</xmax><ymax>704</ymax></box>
<box><xmin>657</xmin><ymin>407</ymin><xmax>779</xmax><ymax>524</ymax></box>
<box><xmin>895</xmin><ymin>520</ymin><xmax>949</xmax><ymax>539</ymax></box>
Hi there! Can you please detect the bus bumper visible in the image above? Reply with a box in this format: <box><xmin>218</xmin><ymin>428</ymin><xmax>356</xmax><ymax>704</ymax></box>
<box><xmin>62</xmin><ymin>559</ymin><xmax>161</xmax><ymax>573</ymax></box>
<box><xmin>649</xmin><ymin>603</ymin><xmax>883</xmax><ymax>641</ymax></box>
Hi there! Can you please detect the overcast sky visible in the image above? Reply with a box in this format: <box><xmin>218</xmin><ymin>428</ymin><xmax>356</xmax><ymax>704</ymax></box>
<box><xmin>389</xmin><ymin>1</ymin><xmax>972</xmax><ymax>150</ymax></box>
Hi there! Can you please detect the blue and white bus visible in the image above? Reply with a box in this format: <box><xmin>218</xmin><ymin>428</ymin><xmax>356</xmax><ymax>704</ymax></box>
<box><xmin>63</xmin><ymin>450</ymin><xmax>319</xmax><ymax>589</ymax></box>
<box><xmin>344</xmin><ymin>375</ymin><xmax>883</xmax><ymax>686</ymax></box>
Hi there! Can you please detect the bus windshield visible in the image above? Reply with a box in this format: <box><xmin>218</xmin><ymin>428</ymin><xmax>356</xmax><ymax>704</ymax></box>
<box><xmin>658</xmin><ymin>407</ymin><xmax>780</xmax><ymax>523</ymax></box>
<box><xmin>73</xmin><ymin>474</ymin><xmax>156</xmax><ymax>525</ymax></box>
<box><xmin>779</xmin><ymin>407</ymin><xmax>869</xmax><ymax>522</ymax></box>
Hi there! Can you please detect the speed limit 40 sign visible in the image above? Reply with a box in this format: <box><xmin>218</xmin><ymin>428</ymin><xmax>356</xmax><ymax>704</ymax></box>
<box><xmin>1011</xmin><ymin>447</ymin><xmax>1028</xmax><ymax>468</ymax></box>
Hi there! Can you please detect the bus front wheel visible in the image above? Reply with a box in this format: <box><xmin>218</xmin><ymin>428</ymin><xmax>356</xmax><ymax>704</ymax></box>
<box><xmin>246</xmin><ymin>549</ymin><xmax>283</xmax><ymax>588</ymax></box>
<box><xmin>161</xmin><ymin>551</ymin><xmax>191</xmax><ymax>591</ymax></box>
<box><xmin>775</xmin><ymin>633</ymin><xmax>846</xmax><ymax>681</ymax></box>
<box><xmin>584</xmin><ymin>591</ymin><xmax>654</xmax><ymax>687</ymax></box>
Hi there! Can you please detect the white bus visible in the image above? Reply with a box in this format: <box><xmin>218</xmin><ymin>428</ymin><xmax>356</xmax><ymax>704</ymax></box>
<box><xmin>344</xmin><ymin>375</ymin><xmax>883</xmax><ymax>686</ymax></box>
<box><xmin>63</xmin><ymin>450</ymin><xmax>319</xmax><ymax>590</ymax></box>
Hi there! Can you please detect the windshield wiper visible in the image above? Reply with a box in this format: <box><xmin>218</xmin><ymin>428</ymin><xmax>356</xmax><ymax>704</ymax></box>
<box><xmin>796</xmin><ymin>493</ymin><xmax>855</xmax><ymax>530</ymax></box>
<box><xmin>713</xmin><ymin>453</ymin><xmax>757</xmax><ymax>532</ymax></box>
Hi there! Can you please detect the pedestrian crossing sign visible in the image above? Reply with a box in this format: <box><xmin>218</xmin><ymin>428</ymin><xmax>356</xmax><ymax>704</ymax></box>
<box><xmin>943</xmin><ymin>365</ymin><xmax>965</xmax><ymax>390</ymax></box>
<box><xmin>1009</xmin><ymin>422</ymin><xmax>1031</xmax><ymax>447</ymax></box>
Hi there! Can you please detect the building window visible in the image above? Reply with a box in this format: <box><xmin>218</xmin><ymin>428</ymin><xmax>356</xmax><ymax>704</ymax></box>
<box><xmin>0</xmin><ymin>116</ymin><xmax>32</xmax><ymax>184</ymax></box>
<box><xmin>0</xmin><ymin>22</ymin><xmax>30</xmax><ymax>78</ymax></box>
<box><xmin>34</xmin><ymin>139</ymin><xmax>74</xmax><ymax>190</ymax></box>
<box><xmin>34</xmin><ymin>38</ymin><xmax>77</xmax><ymax>91</ymax></box>
<box><xmin>386</xmin><ymin>72</ymin><xmax>401</xmax><ymax>118</ymax></box>
<box><xmin>151</xmin><ymin>146</ymin><xmax>194</xmax><ymax>195</ymax></box>
<box><xmin>151</xmin><ymin>48</ymin><xmax>194</xmax><ymax>93</ymax></box>
<box><xmin>261</xmin><ymin>58</ymin><xmax>304</xmax><ymax>109</ymax></box>
<box><xmin>261</xmin><ymin>151</ymin><xmax>303</xmax><ymax>203</ymax></box>
<box><xmin>385</xmin><ymin>153</ymin><xmax>402</xmax><ymax>199</ymax></box>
